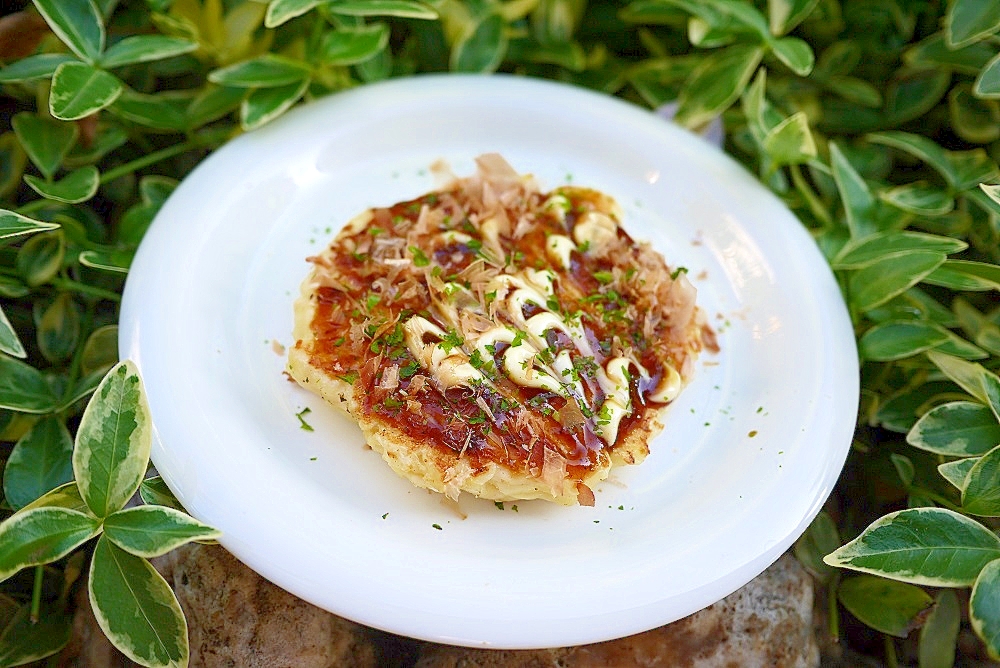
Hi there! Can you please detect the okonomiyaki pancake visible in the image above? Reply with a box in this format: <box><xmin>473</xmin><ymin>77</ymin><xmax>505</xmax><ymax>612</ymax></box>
<box><xmin>287</xmin><ymin>155</ymin><xmax>713</xmax><ymax>505</ymax></box>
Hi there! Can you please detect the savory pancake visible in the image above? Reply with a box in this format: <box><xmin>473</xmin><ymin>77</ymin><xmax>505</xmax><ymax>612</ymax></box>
<box><xmin>287</xmin><ymin>155</ymin><xmax>713</xmax><ymax>505</ymax></box>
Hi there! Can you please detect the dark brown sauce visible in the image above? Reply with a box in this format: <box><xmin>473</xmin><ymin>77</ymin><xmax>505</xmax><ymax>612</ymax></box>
<box><xmin>304</xmin><ymin>186</ymin><xmax>699</xmax><ymax>484</ymax></box>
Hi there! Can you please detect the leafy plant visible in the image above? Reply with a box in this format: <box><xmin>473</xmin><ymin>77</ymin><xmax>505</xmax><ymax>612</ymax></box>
<box><xmin>0</xmin><ymin>0</ymin><xmax>999</xmax><ymax>666</ymax></box>
<box><xmin>0</xmin><ymin>361</ymin><xmax>218</xmax><ymax>666</ymax></box>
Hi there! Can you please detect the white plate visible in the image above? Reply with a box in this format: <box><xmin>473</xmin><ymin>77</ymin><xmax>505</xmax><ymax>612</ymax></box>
<box><xmin>120</xmin><ymin>74</ymin><xmax>857</xmax><ymax>649</ymax></box>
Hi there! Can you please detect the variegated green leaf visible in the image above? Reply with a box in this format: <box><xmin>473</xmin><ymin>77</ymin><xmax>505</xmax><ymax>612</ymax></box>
<box><xmin>241</xmin><ymin>78</ymin><xmax>309</xmax><ymax>131</ymax></box>
<box><xmin>24</xmin><ymin>166</ymin><xmax>100</xmax><ymax>204</ymax></box>
<box><xmin>824</xmin><ymin>507</ymin><xmax>1000</xmax><ymax>586</ymax></box>
<box><xmin>100</xmin><ymin>36</ymin><xmax>197</xmax><ymax>69</ymax></box>
<box><xmin>675</xmin><ymin>44</ymin><xmax>763</xmax><ymax>128</ymax></box>
<box><xmin>0</xmin><ymin>507</ymin><xmax>101</xmax><ymax>583</ymax></box>
<box><xmin>0</xmin><ymin>355</ymin><xmax>59</xmax><ymax>414</ymax></box>
<box><xmin>11</xmin><ymin>113</ymin><xmax>78</xmax><ymax>181</ymax></box>
<box><xmin>971</xmin><ymin>559</ymin><xmax>1000</xmax><ymax>660</ymax></box>
<box><xmin>768</xmin><ymin>0</ymin><xmax>819</xmax><ymax>35</ymax></box>
<box><xmin>104</xmin><ymin>505</ymin><xmax>220</xmax><ymax>558</ymax></box>
<box><xmin>0</xmin><ymin>210</ymin><xmax>59</xmax><ymax>240</ymax></box>
<box><xmin>21</xmin><ymin>480</ymin><xmax>91</xmax><ymax>514</ymax></box>
<box><xmin>89</xmin><ymin>536</ymin><xmax>189</xmax><ymax>668</ymax></box>
<box><xmin>918</xmin><ymin>589</ymin><xmax>960</xmax><ymax>667</ymax></box>
<box><xmin>49</xmin><ymin>62</ymin><xmax>123</xmax><ymax>121</ymax></box>
<box><xmin>939</xmin><ymin>457</ymin><xmax>979</xmax><ymax>491</ymax></box>
<box><xmin>848</xmin><ymin>251</ymin><xmax>945</xmax><ymax>312</ymax></box>
<box><xmin>832</xmin><ymin>231</ymin><xmax>967</xmax><ymax>270</ymax></box>
<box><xmin>139</xmin><ymin>476</ymin><xmax>185</xmax><ymax>512</ymax></box>
<box><xmin>0</xmin><ymin>603</ymin><xmax>73</xmax><ymax>667</ymax></box>
<box><xmin>838</xmin><ymin>575</ymin><xmax>934</xmax><ymax>637</ymax></box>
<box><xmin>0</xmin><ymin>53</ymin><xmax>78</xmax><ymax>83</ymax></box>
<box><xmin>762</xmin><ymin>111</ymin><xmax>815</xmax><ymax>165</ymax></box>
<box><xmin>976</xmin><ymin>52</ymin><xmax>1000</xmax><ymax>98</ymax></box>
<box><xmin>73</xmin><ymin>360</ymin><xmax>152</xmax><ymax>518</ymax></box>
<box><xmin>907</xmin><ymin>401</ymin><xmax>1000</xmax><ymax>456</ymax></box>
<box><xmin>964</xmin><ymin>444</ymin><xmax>1000</xmax><ymax>516</ymax></box>
<box><xmin>209</xmin><ymin>54</ymin><xmax>312</xmax><ymax>88</ymax></box>
<box><xmin>32</xmin><ymin>0</ymin><xmax>105</xmax><ymax>63</ymax></box>
<box><xmin>3</xmin><ymin>416</ymin><xmax>74</xmax><ymax>510</ymax></box>
<box><xmin>265</xmin><ymin>0</ymin><xmax>321</xmax><ymax>27</ymax></box>
<box><xmin>0</xmin><ymin>305</ymin><xmax>25</xmax><ymax>359</ymax></box>
<box><xmin>946</xmin><ymin>0</ymin><xmax>1000</xmax><ymax>49</ymax></box>
<box><xmin>328</xmin><ymin>0</ymin><xmax>437</xmax><ymax>19</ymax></box>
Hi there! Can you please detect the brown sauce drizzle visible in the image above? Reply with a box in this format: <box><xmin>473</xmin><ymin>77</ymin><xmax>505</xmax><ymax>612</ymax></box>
<box><xmin>302</xmin><ymin>182</ymin><xmax>708</xmax><ymax>485</ymax></box>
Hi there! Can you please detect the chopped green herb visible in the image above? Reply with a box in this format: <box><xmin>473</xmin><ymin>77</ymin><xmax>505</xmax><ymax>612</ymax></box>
<box><xmin>383</xmin><ymin>395</ymin><xmax>404</xmax><ymax>409</ymax></box>
<box><xmin>310</xmin><ymin>457</ymin><xmax>317</xmax><ymax>461</ymax></box>
<box><xmin>332</xmin><ymin>336</ymin><xmax>345</xmax><ymax>347</ymax></box>
<box><xmin>594</xmin><ymin>270</ymin><xmax>614</xmax><ymax>285</ymax></box>
<box><xmin>382</xmin><ymin>513</ymin><xmax>389</xmax><ymax>519</ymax></box>
<box><xmin>339</xmin><ymin>370</ymin><xmax>359</xmax><ymax>385</ymax></box>
<box><xmin>351</xmin><ymin>251</ymin><xmax>368</xmax><ymax>262</ymax></box>
<box><xmin>400</xmin><ymin>360</ymin><xmax>421</xmax><ymax>379</ymax></box>
<box><xmin>295</xmin><ymin>407</ymin><xmax>314</xmax><ymax>431</ymax></box>
<box><xmin>432</xmin><ymin>523</ymin><xmax>442</xmax><ymax>530</ymax></box>
<box><xmin>511</xmin><ymin>505</ymin><xmax>518</xmax><ymax>512</ymax></box>
<box><xmin>670</xmin><ymin>266</ymin><xmax>688</xmax><ymax>280</ymax></box>
<box><xmin>366</xmin><ymin>294</ymin><xmax>381</xmax><ymax>311</ymax></box>
<box><xmin>511</xmin><ymin>330</ymin><xmax>526</xmax><ymax>347</ymax></box>
<box><xmin>495</xmin><ymin>501</ymin><xmax>505</xmax><ymax>510</ymax></box>
<box><xmin>409</xmin><ymin>246</ymin><xmax>430</xmax><ymax>267</ymax></box>
<box><xmin>369</xmin><ymin>226</ymin><xmax>384</xmax><ymax>237</ymax></box>
<box><xmin>438</xmin><ymin>329</ymin><xmax>464</xmax><ymax>353</ymax></box>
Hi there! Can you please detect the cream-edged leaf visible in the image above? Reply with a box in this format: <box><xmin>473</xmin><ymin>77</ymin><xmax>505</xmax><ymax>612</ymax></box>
<box><xmin>89</xmin><ymin>536</ymin><xmax>189</xmax><ymax>668</ymax></box>
<box><xmin>939</xmin><ymin>457</ymin><xmax>979</xmax><ymax>491</ymax></box>
<box><xmin>0</xmin><ymin>210</ymin><xmax>59</xmax><ymax>240</ymax></box>
<box><xmin>971</xmin><ymin>559</ymin><xmax>1000</xmax><ymax>659</ymax></box>
<box><xmin>0</xmin><ymin>603</ymin><xmax>73</xmax><ymax>666</ymax></box>
<box><xmin>73</xmin><ymin>360</ymin><xmax>152</xmax><ymax>518</ymax></box>
<box><xmin>104</xmin><ymin>505</ymin><xmax>220</xmax><ymax>558</ymax></box>
<box><xmin>0</xmin><ymin>507</ymin><xmax>101</xmax><ymax>583</ymax></box>
<box><xmin>907</xmin><ymin>401</ymin><xmax>1000</xmax><ymax>457</ymax></box>
<box><xmin>49</xmin><ymin>62</ymin><xmax>122</xmax><ymax>121</ymax></box>
<box><xmin>32</xmin><ymin>0</ymin><xmax>104</xmax><ymax>63</ymax></box>
<box><xmin>3</xmin><ymin>416</ymin><xmax>74</xmax><ymax>510</ymax></box>
<box><xmin>823</xmin><ymin>507</ymin><xmax>1000</xmax><ymax>586</ymax></box>
<box><xmin>0</xmin><ymin>304</ymin><xmax>25</xmax><ymax>359</ymax></box>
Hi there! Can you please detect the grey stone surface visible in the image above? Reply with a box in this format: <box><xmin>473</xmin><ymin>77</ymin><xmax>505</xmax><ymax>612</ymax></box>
<box><xmin>61</xmin><ymin>548</ymin><xmax>817</xmax><ymax>668</ymax></box>
<box><xmin>416</xmin><ymin>554</ymin><xmax>819</xmax><ymax>668</ymax></box>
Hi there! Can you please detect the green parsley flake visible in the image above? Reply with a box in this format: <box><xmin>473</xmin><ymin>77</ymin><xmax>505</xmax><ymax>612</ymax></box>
<box><xmin>409</xmin><ymin>246</ymin><xmax>430</xmax><ymax>267</ymax></box>
<box><xmin>295</xmin><ymin>407</ymin><xmax>314</xmax><ymax>431</ymax></box>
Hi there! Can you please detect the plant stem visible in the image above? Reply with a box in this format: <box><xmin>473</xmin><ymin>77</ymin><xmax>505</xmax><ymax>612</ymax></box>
<box><xmin>884</xmin><ymin>634</ymin><xmax>898</xmax><ymax>668</ymax></box>
<box><xmin>99</xmin><ymin>139</ymin><xmax>204</xmax><ymax>185</ymax></box>
<box><xmin>51</xmin><ymin>278</ymin><xmax>122</xmax><ymax>302</ymax></box>
<box><xmin>790</xmin><ymin>164</ymin><xmax>832</xmax><ymax>227</ymax></box>
<box><xmin>911</xmin><ymin>486</ymin><xmax>964</xmax><ymax>512</ymax></box>
<box><xmin>827</xmin><ymin>576</ymin><xmax>840</xmax><ymax>642</ymax></box>
<box><xmin>30</xmin><ymin>565</ymin><xmax>43</xmax><ymax>623</ymax></box>
<box><xmin>15</xmin><ymin>199</ymin><xmax>53</xmax><ymax>216</ymax></box>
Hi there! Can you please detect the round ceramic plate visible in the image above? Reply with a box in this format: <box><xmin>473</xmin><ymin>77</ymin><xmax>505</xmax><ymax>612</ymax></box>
<box><xmin>120</xmin><ymin>74</ymin><xmax>857</xmax><ymax>649</ymax></box>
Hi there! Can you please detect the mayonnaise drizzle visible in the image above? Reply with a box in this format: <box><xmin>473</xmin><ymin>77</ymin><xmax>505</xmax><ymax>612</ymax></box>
<box><xmin>402</xmin><ymin>264</ymin><xmax>673</xmax><ymax>445</ymax></box>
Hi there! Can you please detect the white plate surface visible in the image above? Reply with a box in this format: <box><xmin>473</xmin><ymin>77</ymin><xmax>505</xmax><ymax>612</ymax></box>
<box><xmin>120</xmin><ymin>74</ymin><xmax>858</xmax><ymax>649</ymax></box>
